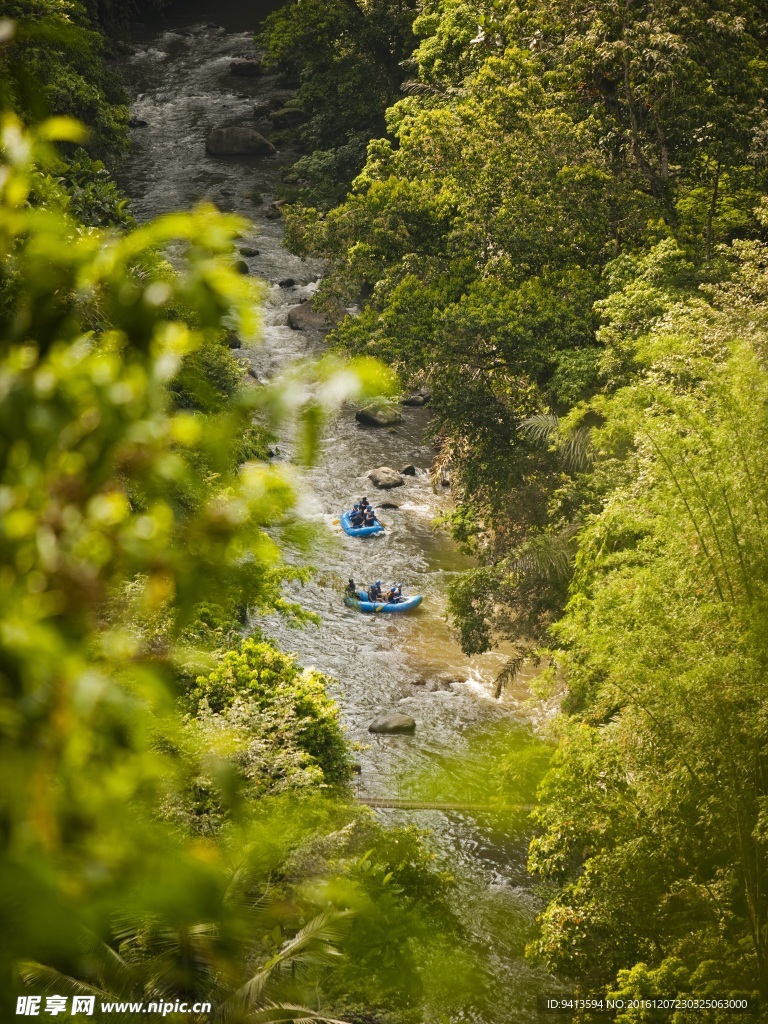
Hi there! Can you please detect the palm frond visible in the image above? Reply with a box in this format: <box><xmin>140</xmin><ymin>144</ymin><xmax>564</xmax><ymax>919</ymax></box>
<box><xmin>519</xmin><ymin>414</ymin><xmax>592</xmax><ymax>473</ymax></box>
<box><xmin>518</xmin><ymin>413</ymin><xmax>560</xmax><ymax>446</ymax></box>
<box><xmin>219</xmin><ymin>912</ymin><xmax>347</xmax><ymax>1022</ymax></box>
<box><xmin>19</xmin><ymin>962</ymin><xmax>115</xmax><ymax>1003</ymax></box>
<box><xmin>430</xmin><ymin>436</ymin><xmax>460</xmax><ymax>490</ymax></box>
<box><xmin>493</xmin><ymin>652</ymin><xmax>526</xmax><ymax>699</ymax></box>
<box><xmin>79</xmin><ymin>926</ymin><xmax>139</xmax><ymax>996</ymax></box>
<box><xmin>507</xmin><ymin>527</ymin><xmax>579</xmax><ymax>588</ymax></box>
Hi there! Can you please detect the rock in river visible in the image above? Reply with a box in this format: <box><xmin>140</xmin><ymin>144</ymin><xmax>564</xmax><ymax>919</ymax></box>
<box><xmin>368</xmin><ymin>713</ymin><xmax>416</xmax><ymax>735</ymax></box>
<box><xmin>402</xmin><ymin>390</ymin><xmax>431</xmax><ymax>406</ymax></box>
<box><xmin>287</xmin><ymin>298</ymin><xmax>346</xmax><ymax>332</ymax></box>
<box><xmin>205</xmin><ymin>127</ymin><xmax>275</xmax><ymax>156</ymax></box>
<box><xmin>230</xmin><ymin>58</ymin><xmax>263</xmax><ymax>76</ymax></box>
<box><xmin>355</xmin><ymin>403</ymin><xmax>403</xmax><ymax>427</ymax></box>
<box><xmin>367</xmin><ymin>466</ymin><xmax>404</xmax><ymax>489</ymax></box>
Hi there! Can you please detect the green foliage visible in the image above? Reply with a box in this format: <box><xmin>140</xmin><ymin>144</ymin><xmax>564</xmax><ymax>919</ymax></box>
<box><xmin>268</xmin><ymin>0</ymin><xmax>768</xmax><ymax>998</ymax></box>
<box><xmin>186</xmin><ymin>637</ymin><xmax>352</xmax><ymax>790</ymax></box>
<box><xmin>260</xmin><ymin>0</ymin><xmax>420</xmax><ymax>203</ymax></box>
<box><xmin>17</xmin><ymin>799</ymin><xmax>465</xmax><ymax>1023</ymax></box>
<box><xmin>278</xmin><ymin>0</ymin><xmax>768</xmax><ymax>682</ymax></box>
<box><xmin>527</xmin><ymin>238</ymin><xmax>768</xmax><ymax>1000</ymax></box>
<box><xmin>1</xmin><ymin>116</ymin><xmax>453</xmax><ymax>1023</ymax></box>
<box><xmin>1</xmin><ymin>3</ymin><xmax>130</xmax><ymax>156</ymax></box>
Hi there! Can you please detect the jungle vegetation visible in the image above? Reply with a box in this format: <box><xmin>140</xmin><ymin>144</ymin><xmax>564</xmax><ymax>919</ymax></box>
<box><xmin>0</xmin><ymin>5</ymin><xmax>479</xmax><ymax>1024</ymax></box>
<box><xmin>262</xmin><ymin>0</ymin><xmax>768</xmax><ymax>1007</ymax></box>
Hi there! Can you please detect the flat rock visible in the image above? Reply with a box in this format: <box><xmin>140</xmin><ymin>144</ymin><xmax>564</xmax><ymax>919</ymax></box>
<box><xmin>355</xmin><ymin>403</ymin><xmax>403</xmax><ymax>427</ymax></box>
<box><xmin>400</xmin><ymin>465</ymin><xmax>417</xmax><ymax>476</ymax></box>
<box><xmin>230</xmin><ymin>58</ymin><xmax>263</xmax><ymax>76</ymax></box>
<box><xmin>205</xmin><ymin>127</ymin><xmax>275</xmax><ymax>156</ymax></box>
<box><xmin>367</xmin><ymin>466</ymin><xmax>404</xmax><ymax>489</ymax></box>
<box><xmin>378</xmin><ymin>501</ymin><xmax>399</xmax><ymax>509</ymax></box>
<box><xmin>278</xmin><ymin>278</ymin><xmax>295</xmax><ymax>288</ymax></box>
<box><xmin>368</xmin><ymin>713</ymin><xmax>416</xmax><ymax>735</ymax></box>
<box><xmin>233</xmin><ymin>260</ymin><xmax>249</xmax><ymax>274</ymax></box>
<box><xmin>239</xmin><ymin>246</ymin><xmax>260</xmax><ymax>257</ymax></box>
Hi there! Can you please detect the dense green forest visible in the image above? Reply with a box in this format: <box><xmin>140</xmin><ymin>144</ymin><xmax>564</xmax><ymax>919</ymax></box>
<box><xmin>260</xmin><ymin>0</ymin><xmax>768</xmax><ymax>1008</ymax></box>
<box><xmin>6</xmin><ymin>0</ymin><xmax>768</xmax><ymax>1019</ymax></box>
<box><xmin>0</xmin><ymin>4</ymin><xmax>474</xmax><ymax>1023</ymax></box>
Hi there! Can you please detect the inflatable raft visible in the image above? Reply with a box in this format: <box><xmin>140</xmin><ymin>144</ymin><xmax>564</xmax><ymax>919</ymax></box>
<box><xmin>340</xmin><ymin>510</ymin><xmax>385</xmax><ymax>537</ymax></box>
<box><xmin>344</xmin><ymin>589</ymin><xmax>423</xmax><ymax>614</ymax></box>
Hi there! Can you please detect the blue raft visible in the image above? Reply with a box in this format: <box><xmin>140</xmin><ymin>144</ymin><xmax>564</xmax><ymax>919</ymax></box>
<box><xmin>340</xmin><ymin>510</ymin><xmax>385</xmax><ymax>537</ymax></box>
<box><xmin>344</xmin><ymin>589</ymin><xmax>423</xmax><ymax>614</ymax></box>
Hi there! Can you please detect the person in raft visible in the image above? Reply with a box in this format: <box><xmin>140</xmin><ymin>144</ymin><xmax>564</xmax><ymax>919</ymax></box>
<box><xmin>350</xmin><ymin>503</ymin><xmax>365</xmax><ymax>527</ymax></box>
<box><xmin>363</xmin><ymin>507</ymin><xmax>377</xmax><ymax>526</ymax></box>
<box><xmin>386</xmin><ymin>583</ymin><xmax>404</xmax><ymax>603</ymax></box>
<box><xmin>368</xmin><ymin>580</ymin><xmax>383</xmax><ymax>602</ymax></box>
<box><xmin>345</xmin><ymin>578</ymin><xmax>357</xmax><ymax>597</ymax></box>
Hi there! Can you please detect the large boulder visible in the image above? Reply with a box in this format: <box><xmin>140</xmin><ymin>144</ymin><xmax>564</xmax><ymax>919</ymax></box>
<box><xmin>355</xmin><ymin>403</ymin><xmax>403</xmax><ymax>427</ymax></box>
<box><xmin>287</xmin><ymin>300</ymin><xmax>327</xmax><ymax>331</ymax></box>
<box><xmin>230</xmin><ymin>58</ymin><xmax>263</xmax><ymax>76</ymax></box>
<box><xmin>368</xmin><ymin>713</ymin><xmax>416</xmax><ymax>735</ymax></box>
<box><xmin>205</xmin><ymin>127</ymin><xmax>275</xmax><ymax>156</ymax></box>
<box><xmin>367</xmin><ymin>466</ymin><xmax>404</xmax><ymax>489</ymax></box>
<box><xmin>287</xmin><ymin>299</ymin><xmax>346</xmax><ymax>332</ymax></box>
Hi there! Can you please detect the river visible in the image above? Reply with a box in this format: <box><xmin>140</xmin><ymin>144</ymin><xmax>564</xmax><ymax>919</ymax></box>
<box><xmin>118</xmin><ymin>7</ymin><xmax>558</xmax><ymax>1019</ymax></box>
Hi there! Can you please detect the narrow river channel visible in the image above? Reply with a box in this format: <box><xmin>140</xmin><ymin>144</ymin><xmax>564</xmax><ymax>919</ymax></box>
<box><xmin>119</xmin><ymin>7</ymin><xmax>558</xmax><ymax>1018</ymax></box>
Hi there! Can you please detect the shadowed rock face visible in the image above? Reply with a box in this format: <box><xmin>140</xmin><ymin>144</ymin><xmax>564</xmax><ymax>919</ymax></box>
<box><xmin>230</xmin><ymin>58</ymin><xmax>263</xmax><ymax>76</ymax></box>
<box><xmin>367</xmin><ymin>466</ymin><xmax>404</xmax><ymax>489</ymax></box>
<box><xmin>368</xmin><ymin>713</ymin><xmax>416</xmax><ymax>734</ymax></box>
<box><xmin>205</xmin><ymin>127</ymin><xmax>275</xmax><ymax>155</ymax></box>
